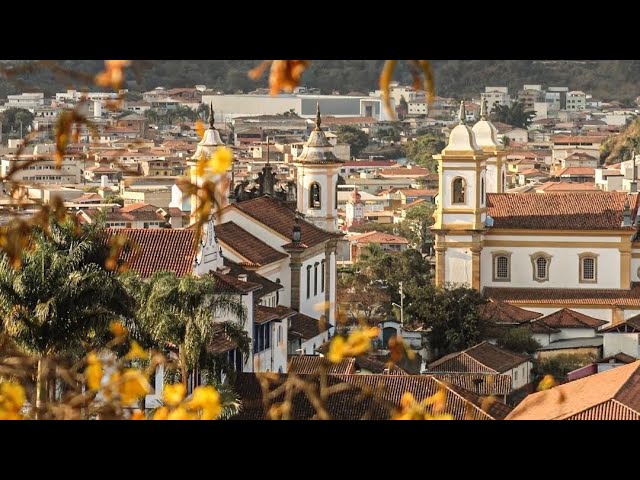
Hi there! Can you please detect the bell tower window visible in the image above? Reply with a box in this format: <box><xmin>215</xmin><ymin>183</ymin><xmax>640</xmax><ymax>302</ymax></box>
<box><xmin>310</xmin><ymin>182</ymin><xmax>321</xmax><ymax>209</ymax></box>
<box><xmin>452</xmin><ymin>177</ymin><xmax>466</xmax><ymax>204</ymax></box>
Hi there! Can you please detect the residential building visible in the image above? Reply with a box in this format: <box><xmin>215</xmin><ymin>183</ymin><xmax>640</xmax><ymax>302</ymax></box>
<box><xmin>507</xmin><ymin>360</ymin><xmax>640</xmax><ymax>420</ymax></box>
<box><xmin>481</xmin><ymin>87</ymin><xmax>511</xmax><ymax>114</ymax></box>
<box><xmin>427</xmin><ymin>341</ymin><xmax>532</xmax><ymax>399</ymax></box>
<box><xmin>566</xmin><ymin>91</ymin><xmax>587</xmax><ymax>111</ymax></box>
<box><xmin>345</xmin><ymin>231</ymin><xmax>409</xmax><ymax>264</ymax></box>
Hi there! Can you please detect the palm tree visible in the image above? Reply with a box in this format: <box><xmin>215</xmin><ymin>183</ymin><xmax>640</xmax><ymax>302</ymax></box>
<box><xmin>120</xmin><ymin>271</ymin><xmax>250</xmax><ymax>390</ymax></box>
<box><xmin>0</xmin><ymin>220</ymin><xmax>134</xmax><ymax>413</ymax></box>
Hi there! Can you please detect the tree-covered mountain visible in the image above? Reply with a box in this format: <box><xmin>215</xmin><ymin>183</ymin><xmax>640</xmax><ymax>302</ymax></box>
<box><xmin>1</xmin><ymin>60</ymin><xmax>639</xmax><ymax>103</ymax></box>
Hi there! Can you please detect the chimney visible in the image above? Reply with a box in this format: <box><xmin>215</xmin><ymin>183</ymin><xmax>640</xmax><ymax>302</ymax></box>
<box><xmin>238</xmin><ymin>274</ymin><xmax>248</xmax><ymax>282</ymax></box>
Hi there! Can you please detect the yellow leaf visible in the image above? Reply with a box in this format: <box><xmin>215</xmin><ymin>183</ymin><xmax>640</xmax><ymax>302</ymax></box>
<box><xmin>195</xmin><ymin>120</ymin><xmax>205</xmax><ymax>139</ymax></box>
<box><xmin>152</xmin><ymin>406</ymin><xmax>169</xmax><ymax>420</ymax></box>
<box><xmin>327</xmin><ymin>336</ymin><xmax>347</xmax><ymax>363</ymax></box>
<box><xmin>163</xmin><ymin>384</ymin><xmax>186</xmax><ymax>407</ymax></box>
<box><xmin>84</xmin><ymin>352</ymin><xmax>103</xmax><ymax>391</ymax></box>
<box><xmin>537</xmin><ymin>375</ymin><xmax>556</xmax><ymax>391</ymax></box>
<box><xmin>188</xmin><ymin>386</ymin><xmax>221</xmax><ymax>420</ymax></box>
<box><xmin>167</xmin><ymin>406</ymin><xmax>194</xmax><ymax>420</ymax></box>
<box><xmin>117</xmin><ymin>370</ymin><xmax>151</xmax><ymax>404</ymax></box>
<box><xmin>124</xmin><ymin>341</ymin><xmax>148</xmax><ymax>361</ymax></box>
<box><xmin>109</xmin><ymin>321</ymin><xmax>127</xmax><ymax>338</ymax></box>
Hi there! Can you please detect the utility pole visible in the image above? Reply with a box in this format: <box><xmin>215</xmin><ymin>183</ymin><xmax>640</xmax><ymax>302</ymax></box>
<box><xmin>399</xmin><ymin>281</ymin><xmax>404</xmax><ymax>325</ymax></box>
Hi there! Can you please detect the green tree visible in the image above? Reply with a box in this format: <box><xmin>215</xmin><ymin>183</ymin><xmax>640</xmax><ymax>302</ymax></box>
<box><xmin>400</xmin><ymin>202</ymin><xmax>436</xmax><ymax>252</ymax></box>
<box><xmin>490</xmin><ymin>101</ymin><xmax>535</xmax><ymax>129</ymax></box>
<box><xmin>336</xmin><ymin>125</ymin><xmax>369</xmax><ymax>158</ymax></box>
<box><xmin>121</xmin><ymin>271</ymin><xmax>250</xmax><ymax>388</ymax></box>
<box><xmin>404</xmin><ymin>134</ymin><xmax>445</xmax><ymax>171</ymax></box>
<box><xmin>532</xmin><ymin>353</ymin><xmax>595</xmax><ymax>383</ymax></box>
<box><xmin>0</xmin><ymin>107</ymin><xmax>34</xmax><ymax>136</ymax></box>
<box><xmin>405</xmin><ymin>283</ymin><xmax>487</xmax><ymax>356</ymax></box>
<box><xmin>0</xmin><ymin>220</ymin><xmax>134</xmax><ymax>413</ymax></box>
<box><xmin>497</xmin><ymin>327</ymin><xmax>541</xmax><ymax>355</ymax></box>
<box><xmin>600</xmin><ymin>117</ymin><xmax>640</xmax><ymax>164</ymax></box>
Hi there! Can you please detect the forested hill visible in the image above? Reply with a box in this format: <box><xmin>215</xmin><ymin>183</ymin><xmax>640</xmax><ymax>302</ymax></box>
<box><xmin>1</xmin><ymin>60</ymin><xmax>639</xmax><ymax>103</ymax></box>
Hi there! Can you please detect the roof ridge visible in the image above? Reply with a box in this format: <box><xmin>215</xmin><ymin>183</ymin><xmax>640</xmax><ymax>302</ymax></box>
<box><xmin>431</xmin><ymin>376</ymin><xmax>497</xmax><ymax>419</ymax></box>
<box><xmin>460</xmin><ymin>350</ymin><xmax>499</xmax><ymax>374</ymax></box>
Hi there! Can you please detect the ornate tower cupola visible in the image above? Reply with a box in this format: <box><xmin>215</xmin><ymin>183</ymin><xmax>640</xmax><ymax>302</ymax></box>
<box><xmin>188</xmin><ymin>104</ymin><xmax>233</xmax><ymax>221</ymax></box>
<box><xmin>293</xmin><ymin>103</ymin><xmax>345</xmax><ymax>232</ymax></box>
<box><xmin>345</xmin><ymin>186</ymin><xmax>364</xmax><ymax>230</ymax></box>
<box><xmin>472</xmin><ymin>98</ymin><xmax>507</xmax><ymax>193</ymax></box>
<box><xmin>430</xmin><ymin>101</ymin><xmax>487</xmax><ymax>289</ymax></box>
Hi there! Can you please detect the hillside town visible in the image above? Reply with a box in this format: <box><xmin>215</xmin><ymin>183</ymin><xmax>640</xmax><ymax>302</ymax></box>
<box><xmin>2</xmin><ymin>64</ymin><xmax>640</xmax><ymax>421</ymax></box>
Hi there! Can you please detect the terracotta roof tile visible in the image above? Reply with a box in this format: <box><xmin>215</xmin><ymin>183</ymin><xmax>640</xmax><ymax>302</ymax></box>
<box><xmin>106</xmin><ymin>228</ymin><xmax>195</xmax><ymax>278</ymax></box>
<box><xmin>215</xmin><ymin>221</ymin><xmax>288</xmax><ymax>267</ymax></box>
<box><xmin>430</xmin><ymin>373</ymin><xmax>512</xmax><ymax>396</ymax></box>
<box><xmin>207</xmin><ymin>323</ymin><xmax>239</xmax><ymax>354</ymax></box>
<box><xmin>486</xmin><ymin>192</ymin><xmax>639</xmax><ymax>230</ymax></box>
<box><xmin>288</xmin><ymin>355</ymin><xmax>356</xmax><ymax>375</ymax></box>
<box><xmin>484</xmin><ymin>284</ymin><xmax>640</xmax><ymax>307</ymax></box>
<box><xmin>223</xmin><ymin>259</ymin><xmax>282</xmax><ymax>298</ymax></box>
<box><xmin>346</xmin><ymin>231</ymin><xmax>409</xmax><ymax>245</ymax></box>
<box><xmin>557</xmin><ymin>167</ymin><xmax>596</xmax><ymax>176</ymax></box>
<box><xmin>288</xmin><ymin>312</ymin><xmax>331</xmax><ymax>341</ymax></box>
<box><xmin>596</xmin><ymin>353</ymin><xmax>638</xmax><ymax>364</ymax></box>
<box><xmin>478</xmin><ymin>298</ymin><xmax>543</xmax><ymax>325</ymax></box>
<box><xmin>601</xmin><ymin>314</ymin><xmax>640</xmax><ymax>333</ymax></box>
<box><xmin>254</xmin><ymin>305</ymin><xmax>296</xmax><ymax>325</ymax></box>
<box><xmin>354</xmin><ymin>355</ymin><xmax>408</xmax><ymax>375</ymax></box>
<box><xmin>429</xmin><ymin>342</ymin><xmax>529</xmax><ymax>374</ymax></box>
<box><xmin>507</xmin><ymin>361</ymin><xmax>640</xmax><ymax>420</ymax></box>
<box><xmin>210</xmin><ymin>271</ymin><xmax>262</xmax><ymax>294</ymax></box>
<box><xmin>231</xmin><ymin>373</ymin><xmax>511</xmax><ymax>420</ymax></box>
<box><xmin>534</xmin><ymin>308</ymin><xmax>607</xmax><ymax>329</ymax></box>
<box><xmin>230</xmin><ymin>195</ymin><xmax>340</xmax><ymax>248</ymax></box>
<box><xmin>535</xmin><ymin>181</ymin><xmax>600</xmax><ymax>192</ymax></box>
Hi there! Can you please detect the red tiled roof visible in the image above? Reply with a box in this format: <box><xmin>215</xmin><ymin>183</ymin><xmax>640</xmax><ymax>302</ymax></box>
<box><xmin>346</xmin><ymin>231</ymin><xmax>409</xmax><ymax>245</ymax></box>
<box><xmin>486</xmin><ymin>192</ymin><xmax>639</xmax><ymax>230</ymax></box>
<box><xmin>288</xmin><ymin>355</ymin><xmax>356</xmax><ymax>375</ymax></box>
<box><xmin>208</xmin><ymin>322</ymin><xmax>239</xmax><ymax>354</ymax></box>
<box><xmin>478</xmin><ymin>298</ymin><xmax>543</xmax><ymax>325</ymax></box>
<box><xmin>230</xmin><ymin>195</ymin><xmax>340</xmax><ymax>248</ymax></box>
<box><xmin>106</xmin><ymin>228</ymin><xmax>195</xmax><ymax>278</ymax></box>
<box><xmin>223</xmin><ymin>259</ymin><xmax>282</xmax><ymax>298</ymax></box>
<box><xmin>600</xmin><ymin>314</ymin><xmax>640</xmax><ymax>333</ymax></box>
<box><xmin>428</xmin><ymin>342</ymin><xmax>529</xmax><ymax>374</ymax></box>
<box><xmin>507</xmin><ymin>360</ymin><xmax>640</xmax><ymax>420</ymax></box>
<box><xmin>215</xmin><ymin>221</ymin><xmax>288</xmax><ymax>267</ymax></box>
<box><xmin>534</xmin><ymin>308</ymin><xmax>607</xmax><ymax>329</ymax></box>
<box><xmin>210</xmin><ymin>271</ymin><xmax>262</xmax><ymax>294</ymax></box>
<box><xmin>430</xmin><ymin>373</ymin><xmax>512</xmax><ymax>396</ymax></box>
<box><xmin>231</xmin><ymin>373</ymin><xmax>512</xmax><ymax>420</ymax></box>
<box><xmin>354</xmin><ymin>355</ymin><xmax>408</xmax><ymax>375</ymax></box>
<box><xmin>534</xmin><ymin>181</ymin><xmax>600</xmax><ymax>192</ymax></box>
<box><xmin>484</xmin><ymin>284</ymin><xmax>640</xmax><ymax>307</ymax></box>
<box><xmin>557</xmin><ymin>167</ymin><xmax>596</xmax><ymax>176</ymax></box>
<box><xmin>254</xmin><ymin>305</ymin><xmax>296</xmax><ymax>325</ymax></box>
<box><xmin>288</xmin><ymin>312</ymin><xmax>331</xmax><ymax>341</ymax></box>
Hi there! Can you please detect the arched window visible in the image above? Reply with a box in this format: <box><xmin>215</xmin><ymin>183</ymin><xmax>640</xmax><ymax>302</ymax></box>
<box><xmin>452</xmin><ymin>177</ymin><xmax>466</xmax><ymax>204</ymax></box>
<box><xmin>492</xmin><ymin>252</ymin><xmax>511</xmax><ymax>282</ymax></box>
<box><xmin>535</xmin><ymin>257</ymin><xmax>547</xmax><ymax>280</ymax></box>
<box><xmin>530</xmin><ymin>252</ymin><xmax>552</xmax><ymax>282</ymax></box>
<box><xmin>306</xmin><ymin>265</ymin><xmax>311</xmax><ymax>298</ymax></box>
<box><xmin>481</xmin><ymin>177</ymin><xmax>485</xmax><ymax>205</ymax></box>
<box><xmin>277</xmin><ymin>325</ymin><xmax>282</xmax><ymax>344</ymax></box>
<box><xmin>309</xmin><ymin>182</ymin><xmax>321</xmax><ymax>209</ymax></box>
<box><xmin>275</xmin><ymin>278</ymin><xmax>281</xmax><ymax>304</ymax></box>
<box><xmin>502</xmin><ymin>171</ymin><xmax>506</xmax><ymax>191</ymax></box>
<box><xmin>579</xmin><ymin>254</ymin><xmax>598</xmax><ymax>283</ymax></box>
<box><xmin>321</xmin><ymin>260</ymin><xmax>326</xmax><ymax>292</ymax></box>
<box><xmin>314</xmin><ymin>262</ymin><xmax>319</xmax><ymax>296</ymax></box>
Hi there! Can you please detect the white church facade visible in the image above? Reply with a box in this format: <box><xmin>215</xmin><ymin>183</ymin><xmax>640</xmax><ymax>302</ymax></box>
<box><xmin>433</xmin><ymin>101</ymin><xmax>640</xmax><ymax>326</ymax></box>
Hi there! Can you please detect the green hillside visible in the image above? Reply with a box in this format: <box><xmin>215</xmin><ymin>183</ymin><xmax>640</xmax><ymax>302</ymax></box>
<box><xmin>0</xmin><ymin>60</ymin><xmax>638</xmax><ymax>103</ymax></box>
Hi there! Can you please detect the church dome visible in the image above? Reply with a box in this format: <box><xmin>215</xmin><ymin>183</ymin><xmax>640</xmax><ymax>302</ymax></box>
<box><xmin>472</xmin><ymin>99</ymin><xmax>500</xmax><ymax>149</ymax></box>
<box><xmin>296</xmin><ymin>103</ymin><xmax>343</xmax><ymax>164</ymax></box>
<box><xmin>442</xmin><ymin>101</ymin><xmax>482</xmax><ymax>155</ymax></box>
<box><xmin>191</xmin><ymin>102</ymin><xmax>225</xmax><ymax>160</ymax></box>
